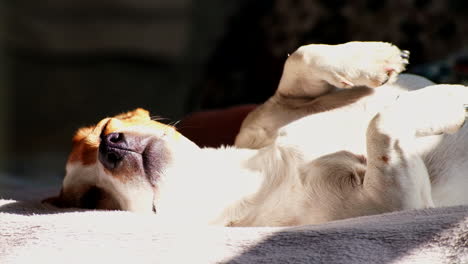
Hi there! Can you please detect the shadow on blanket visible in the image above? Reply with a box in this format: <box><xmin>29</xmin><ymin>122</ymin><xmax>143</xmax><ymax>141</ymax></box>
<box><xmin>0</xmin><ymin>198</ymin><xmax>467</xmax><ymax>264</ymax></box>
<box><xmin>0</xmin><ymin>200</ymin><xmax>85</xmax><ymax>215</ymax></box>
<box><xmin>226</xmin><ymin>206</ymin><xmax>468</xmax><ymax>263</ymax></box>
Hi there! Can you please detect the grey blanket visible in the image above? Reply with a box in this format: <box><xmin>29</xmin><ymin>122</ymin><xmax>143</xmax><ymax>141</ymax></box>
<box><xmin>0</xmin><ymin>199</ymin><xmax>467</xmax><ymax>264</ymax></box>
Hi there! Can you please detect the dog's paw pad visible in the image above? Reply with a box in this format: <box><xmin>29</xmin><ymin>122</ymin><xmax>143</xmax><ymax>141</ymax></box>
<box><xmin>322</xmin><ymin>42</ymin><xmax>408</xmax><ymax>89</ymax></box>
<box><xmin>367</xmin><ymin>44</ymin><xmax>409</xmax><ymax>87</ymax></box>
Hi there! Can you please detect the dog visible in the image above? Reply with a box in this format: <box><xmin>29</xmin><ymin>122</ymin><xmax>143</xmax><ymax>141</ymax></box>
<box><xmin>45</xmin><ymin>42</ymin><xmax>468</xmax><ymax>226</ymax></box>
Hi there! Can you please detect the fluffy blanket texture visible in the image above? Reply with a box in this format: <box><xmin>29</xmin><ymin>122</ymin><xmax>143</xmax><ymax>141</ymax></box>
<box><xmin>0</xmin><ymin>199</ymin><xmax>467</xmax><ymax>264</ymax></box>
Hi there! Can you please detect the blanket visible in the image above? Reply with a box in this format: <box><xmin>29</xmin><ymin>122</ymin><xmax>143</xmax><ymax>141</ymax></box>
<box><xmin>0</xmin><ymin>199</ymin><xmax>467</xmax><ymax>264</ymax></box>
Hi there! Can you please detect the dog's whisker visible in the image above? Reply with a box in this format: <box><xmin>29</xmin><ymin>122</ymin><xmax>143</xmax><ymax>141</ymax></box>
<box><xmin>150</xmin><ymin>116</ymin><xmax>168</xmax><ymax>122</ymax></box>
<box><xmin>169</xmin><ymin>120</ymin><xmax>181</xmax><ymax>128</ymax></box>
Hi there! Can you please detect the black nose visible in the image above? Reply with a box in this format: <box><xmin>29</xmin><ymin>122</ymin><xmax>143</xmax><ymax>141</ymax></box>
<box><xmin>99</xmin><ymin>133</ymin><xmax>127</xmax><ymax>170</ymax></box>
<box><xmin>105</xmin><ymin>132</ymin><xmax>125</xmax><ymax>145</ymax></box>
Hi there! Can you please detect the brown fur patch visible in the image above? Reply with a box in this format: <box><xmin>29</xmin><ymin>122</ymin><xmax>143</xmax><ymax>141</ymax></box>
<box><xmin>68</xmin><ymin>141</ymin><xmax>99</xmax><ymax>165</ymax></box>
<box><xmin>380</xmin><ymin>155</ymin><xmax>390</xmax><ymax>164</ymax></box>
<box><xmin>101</xmin><ymin>108</ymin><xmax>178</xmax><ymax>140</ymax></box>
<box><xmin>68</xmin><ymin>118</ymin><xmax>110</xmax><ymax>165</ymax></box>
<box><xmin>68</xmin><ymin>126</ymin><xmax>99</xmax><ymax>165</ymax></box>
<box><xmin>114</xmin><ymin>108</ymin><xmax>150</xmax><ymax>121</ymax></box>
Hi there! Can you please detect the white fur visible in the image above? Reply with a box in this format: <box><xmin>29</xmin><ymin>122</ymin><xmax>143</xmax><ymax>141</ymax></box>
<box><xmin>59</xmin><ymin>42</ymin><xmax>468</xmax><ymax>226</ymax></box>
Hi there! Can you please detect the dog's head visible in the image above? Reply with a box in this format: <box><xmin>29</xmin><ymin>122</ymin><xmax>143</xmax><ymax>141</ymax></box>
<box><xmin>45</xmin><ymin>108</ymin><xmax>199</xmax><ymax>213</ymax></box>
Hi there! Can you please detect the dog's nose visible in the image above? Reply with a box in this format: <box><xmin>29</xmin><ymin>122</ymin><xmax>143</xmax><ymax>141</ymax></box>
<box><xmin>99</xmin><ymin>133</ymin><xmax>127</xmax><ymax>169</ymax></box>
<box><xmin>105</xmin><ymin>132</ymin><xmax>125</xmax><ymax>145</ymax></box>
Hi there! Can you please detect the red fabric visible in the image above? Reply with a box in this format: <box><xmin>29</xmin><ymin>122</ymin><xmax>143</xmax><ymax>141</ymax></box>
<box><xmin>178</xmin><ymin>105</ymin><xmax>257</xmax><ymax>148</ymax></box>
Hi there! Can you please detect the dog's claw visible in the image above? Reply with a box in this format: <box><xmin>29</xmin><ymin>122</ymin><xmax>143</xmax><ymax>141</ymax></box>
<box><xmin>380</xmin><ymin>77</ymin><xmax>390</xmax><ymax>86</ymax></box>
<box><xmin>401</xmin><ymin>50</ymin><xmax>410</xmax><ymax>59</ymax></box>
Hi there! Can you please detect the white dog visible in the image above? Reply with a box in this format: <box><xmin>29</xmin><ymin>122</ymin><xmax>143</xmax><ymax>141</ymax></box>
<box><xmin>46</xmin><ymin>42</ymin><xmax>468</xmax><ymax>226</ymax></box>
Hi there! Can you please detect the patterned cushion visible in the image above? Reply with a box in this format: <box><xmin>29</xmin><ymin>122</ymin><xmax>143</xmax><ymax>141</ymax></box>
<box><xmin>192</xmin><ymin>0</ymin><xmax>468</xmax><ymax>110</ymax></box>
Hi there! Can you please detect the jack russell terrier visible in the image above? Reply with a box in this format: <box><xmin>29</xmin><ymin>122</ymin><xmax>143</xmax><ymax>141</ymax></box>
<box><xmin>45</xmin><ymin>42</ymin><xmax>468</xmax><ymax>226</ymax></box>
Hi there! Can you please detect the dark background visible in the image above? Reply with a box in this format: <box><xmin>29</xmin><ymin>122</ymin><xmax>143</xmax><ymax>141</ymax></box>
<box><xmin>0</xmin><ymin>0</ymin><xmax>467</xmax><ymax>182</ymax></box>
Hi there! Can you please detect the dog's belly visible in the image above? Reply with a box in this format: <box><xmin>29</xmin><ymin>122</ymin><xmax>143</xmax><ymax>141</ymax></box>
<box><xmin>422</xmin><ymin>127</ymin><xmax>468</xmax><ymax>206</ymax></box>
<box><xmin>276</xmin><ymin>74</ymin><xmax>468</xmax><ymax>207</ymax></box>
<box><xmin>279</xmin><ymin>110</ymin><xmax>369</xmax><ymax>160</ymax></box>
<box><xmin>286</xmin><ymin>106</ymin><xmax>468</xmax><ymax>208</ymax></box>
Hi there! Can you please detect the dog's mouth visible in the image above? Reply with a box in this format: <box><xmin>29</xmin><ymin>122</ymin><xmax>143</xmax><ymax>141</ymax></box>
<box><xmin>98</xmin><ymin>131</ymin><xmax>168</xmax><ymax>179</ymax></box>
<box><xmin>95</xmin><ymin>125</ymin><xmax>170</xmax><ymax>214</ymax></box>
<box><xmin>97</xmin><ymin>133</ymin><xmax>161</xmax><ymax>214</ymax></box>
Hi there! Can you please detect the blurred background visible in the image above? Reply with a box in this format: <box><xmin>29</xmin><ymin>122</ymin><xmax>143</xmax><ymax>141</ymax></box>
<box><xmin>0</xmin><ymin>0</ymin><xmax>467</xmax><ymax>198</ymax></box>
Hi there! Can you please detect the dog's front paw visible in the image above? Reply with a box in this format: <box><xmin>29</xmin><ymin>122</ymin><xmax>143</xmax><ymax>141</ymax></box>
<box><xmin>295</xmin><ymin>41</ymin><xmax>408</xmax><ymax>89</ymax></box>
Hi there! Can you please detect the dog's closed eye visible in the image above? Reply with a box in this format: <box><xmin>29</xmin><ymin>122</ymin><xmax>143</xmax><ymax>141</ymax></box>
<box><xmin>43</xmin><ymin>185</ymin><xmax>121</xmax><ymax>210</ymax></box>
<box><xmin>79</xmin><ymin>186</ymin><xmax>120</xmax><ymax>210</ymax></box>
<box><xmin>80</xmin><ymin>186</ymin><xmax>103</xmax><ymax>209</ymax></box>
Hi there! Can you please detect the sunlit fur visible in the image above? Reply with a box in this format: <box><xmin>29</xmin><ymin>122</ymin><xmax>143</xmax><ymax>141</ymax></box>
<box><xmin>49</xmin><ymin>42</ymin><xmax>468</xmax><ymax>226</ymax></box>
